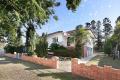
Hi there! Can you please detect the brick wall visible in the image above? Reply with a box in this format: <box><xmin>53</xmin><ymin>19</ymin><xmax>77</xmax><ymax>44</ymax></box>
<box><xmin>72</xmin><ymin>58</ymin><xmax>120</xmax><ymax>80</ymax></box>
<box><xmin>5</xmin><ymin>53</ymin><xmax>58</xmax><ymax>69</ymax></box>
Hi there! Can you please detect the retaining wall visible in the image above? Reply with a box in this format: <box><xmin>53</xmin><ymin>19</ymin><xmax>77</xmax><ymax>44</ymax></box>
<box><xmin>72</xmin><ymin>58</ymin><xmax>120</xmax><ymax>80</ymax></box>
<box><xmin>5</xmin><ymin>53</ymin><xmax>58</xmax><ymax>69</ymax></box>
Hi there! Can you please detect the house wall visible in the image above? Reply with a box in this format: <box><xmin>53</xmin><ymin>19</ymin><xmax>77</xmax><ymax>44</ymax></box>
<box><xmin>84</xmin><ymin>36</ymin><xmax>94</xmax><ymax>57</ymax></box>
<box><xmin>47</xmin><ymin>32</ymin><xmax>67</xmax><ymax>47</ymax></box>
<box><xmin>47</xmin><ymin>30</ymin><xmax>95</xmax><ymax>58</ymax></box>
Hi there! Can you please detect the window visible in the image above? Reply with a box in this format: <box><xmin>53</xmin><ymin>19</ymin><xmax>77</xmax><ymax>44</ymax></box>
<box><xmin>52</xmin><ymin>37</ymin><xmax>58</xmax><ymax>43</ymax></box>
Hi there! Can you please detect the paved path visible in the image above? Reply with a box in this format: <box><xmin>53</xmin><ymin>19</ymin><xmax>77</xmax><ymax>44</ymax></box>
<box><xmin>0</xmin><ymin>56</ymin><xmax>91</xmax><ymax>80</ymax></box>
<box><xmin>78</xmin><ymin>53</ymin><xmax>101</xmax><ymax>64</ymax></box>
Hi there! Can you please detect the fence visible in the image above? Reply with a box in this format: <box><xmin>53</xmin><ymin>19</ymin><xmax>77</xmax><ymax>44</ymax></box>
<box><xmin>72</xmin><ymin>58</ymin><xmax>120</xmax><ymax>80</ymax></box>
<box><xmin>5</xmin><ymin>53</ymin><xmax>58</xmax><ymax>69</ymax></box>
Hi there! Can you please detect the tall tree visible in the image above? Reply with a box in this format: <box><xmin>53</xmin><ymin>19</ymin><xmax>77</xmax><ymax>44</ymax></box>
<box><xmin>96</xmin><ymin>20</ymin><xmax>102</xmax><ymax>50</ymax></box>
<box><xmin>113</xmin><ymin>16</ymin><xmax>120</xmax><ymax>52</ymax></box>
<box><xmin>25</xmin><ymin>22</ymin><xmax>36</xmax><ymax>53</ymax></box>
<box><xmin>85</xmin><ymin>22</ymin><xmax>91</xmax><ymax>29</ymax></box>
<box><xmin>103</xmin><ymin>18</ymin><xmax>112</xmax><ymax>41</ymax></box>
<box><xmin>91</xmin><ymin>20</ymin><xmax>96</xmax><ymax>30</ymax></box>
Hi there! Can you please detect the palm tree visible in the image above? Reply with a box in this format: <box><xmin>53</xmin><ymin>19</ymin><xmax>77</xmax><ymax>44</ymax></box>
<box><xmin>75</xmin><ymin>25</ymin><xmax>88</xmax><ymax>58</ymax></box>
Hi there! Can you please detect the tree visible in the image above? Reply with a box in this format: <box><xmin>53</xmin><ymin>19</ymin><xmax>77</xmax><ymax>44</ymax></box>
<box><xmin>103</xmin><ymin>18</ymin><xmax>112</xmax><ymax>41</ymax></box>
<box><xmin>103</xmin><ymin>17</ymin><xmax>119</xmax><ymax>56</ymax></box>
<box><xmin>104</xmin><ymin>37</ymin><xmax>113</xmax><ymax>55</ymax></box>
<box><xmin>75</xmin><ymin>25</ymin><xmax>88</xmax><ymax>58</ymax></box>
<box><xmin>91</xmin><ymin>20</ymin><xmax>96</xmax><ymax>30</ymax></box>
<box><xmin>113</xmin><ymin>16</ymin><xmax>120</xmax><ymax>54</ymax></box>
<box><xmin>96</xmin><ymin>20</ymin><xmax>102</xmax><ymax>50</ymax></box>
<box><xmin>85</xmin><ymin>22</ymin><xmax>91</xmax><ymax>29</ymax></box>
<box><xmin>0</xmin><ymin>0</ymin><xmax>81</xmax><ymax>54</ymax></box>
<box><xmin>66</xmin><ymin>0</ymin><xmax>81</xmax><ymax>11</ymax></box>
<box><xmin>35</xmin><ymin>33</ymin><xmax>48</xmax><ymax>57</ymax></box>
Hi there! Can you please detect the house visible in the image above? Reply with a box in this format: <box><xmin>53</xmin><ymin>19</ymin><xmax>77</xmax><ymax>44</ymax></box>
<box><xmin>47</xmin><ymin>29</ymin><xmax>96</xmax><ymax>58</ymax></box>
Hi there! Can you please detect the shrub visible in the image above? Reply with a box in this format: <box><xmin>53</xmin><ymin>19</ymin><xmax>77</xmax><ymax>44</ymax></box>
<box><xmin>35</xmin><ymin>36</ymin><xmax>48</xmax><ymax>57</ymax></box>
<box><xmin>49</xmin><ymin>43</ymin><xmax>78</xmax><ymax>57</ymax></box>
<box><xmin>104</xmin><ymin>39</ymin><xmax>113</xmax><ymax>55</ymax></box>
<box><xmin>4</xmin><ymin>45</ymin><xmax>16</xmax><ymax>53</ymax></box>
<box><xmin>27</xmin><ymin>51</ymin><xmax>35</xmax><ymax>56</ymax></box>
<box><xmin>53</xmin><ymin>48</ymin><xmax>77</xmax><ymax>58</ymax></box>
<box><xmin>49</xmin><ymin>43</ymin><xmax>66</xmax><ymax>51</ymax></box>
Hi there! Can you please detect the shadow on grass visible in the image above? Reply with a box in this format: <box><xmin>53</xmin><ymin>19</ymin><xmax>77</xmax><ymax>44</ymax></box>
<box><xmin>98</xmin><ymin>55</ymin><xmax>120</xmax><ymax>69</ymax></box>
<box><xmin>37</xmin><ymin>72</ymin><xmax>92</xmax><ymax>80</ymax></box>
<box><xmin>88</xmin><ymin>55</ymin><xmax>120</xmax><ymax>69</ymax></box>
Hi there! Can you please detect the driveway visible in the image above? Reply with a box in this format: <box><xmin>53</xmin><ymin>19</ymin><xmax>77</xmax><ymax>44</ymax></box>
<box><xmin>0</xmin><ymin>56</ymin><xmax>92</xmax><ymax>80</ymax></box>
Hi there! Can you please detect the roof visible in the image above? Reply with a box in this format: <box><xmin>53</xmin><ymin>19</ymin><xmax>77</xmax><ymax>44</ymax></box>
<box><xmin>66</xmin><ymin>30</ymin><xmax>75</xmax><ymax>35</ymax></box>
<box><xmin>47</xmin><ymin>31</ymin><xmax>63</xmax><ymax>36</ymax></box>
<box><xmin>47</xmin><ymin>28</ymin><xmax>96</xmax><ymax>38</ymax></box>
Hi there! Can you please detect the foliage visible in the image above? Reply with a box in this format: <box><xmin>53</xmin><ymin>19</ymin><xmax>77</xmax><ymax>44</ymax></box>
<box><xmin>25</xmin><ymin>23</ymin><xmax>36</xmax><ymax>53</ymax></box>
<box><xmin>103</xmin><ymin>18</ymin><xmax>112</xmax><ymax>40</ymax></box>
<box><xmin>91</xmin><ymin>20</ymin><xmax>96</xmax><ymax>30</ymax></box>
<box><xmin>66</xmin><ymin>0</ymin><xmax>81</xmax><ymax>11</ymax></box>
<box><xmin>27</xmin><ymin>51</ymin><xmax>35</xmax><ymax>56</ymax></box>
<box><xmin>49</xmin><ymin>43</ymin><xmax>67</xmax><ymax>51</ymax></box>
<box><xmin>35</xmin><ymin>33</ymin><xmax>48</xmax><ymax>57</ymax></box>
<box><xmin>96</xmin><ymin>20</ymin><xmax>102</xmax><ymax>50</ymax></box>
<box><xmin>53</xmin><ymin>48</ymin><xmax>77</xmax><ymax>58</ymax></box>
<box><xmin>4</xmin><ymin>44</ymin><xmax>25</xmax><ymax>54</ymax></box>
<box><xmin>4</xmin><ymin>45</ymin><xmax>16</xmax><ymax>53</ymax></box>
<box><xmin>104</xmin><ymin>16</ymin><xmax>120</xmax><ymax>55</ymax></box>
<box><xmin>75</xmin><ymin>25</ymin><xmax>88</xmax><ymax>58</ymax></box>
<box><xmin>104</xmin><ymin>38</ymin><xmax>113</xmax><ymax>55</ymax></box>
<box><xmin>0</xmin><ymin>0</ymin><xmax>81</xmax><ymax>56</ymax></box>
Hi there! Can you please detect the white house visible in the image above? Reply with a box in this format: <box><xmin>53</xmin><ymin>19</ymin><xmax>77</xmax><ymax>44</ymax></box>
<box><xmin>47</xmin><ymin>29</ymin><xmax>96</xmax><ymax>58</ymax></box>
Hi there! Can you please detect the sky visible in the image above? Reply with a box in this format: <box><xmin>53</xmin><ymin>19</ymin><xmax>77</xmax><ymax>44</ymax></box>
<box><xmin>36</xmin><ymin>0</ymin><xmax>120</xmax><ymax>35</ymax></box>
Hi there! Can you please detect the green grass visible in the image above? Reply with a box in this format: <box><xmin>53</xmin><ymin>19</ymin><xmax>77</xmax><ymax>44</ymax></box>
<box><xmin>87</xmin><ymin>54</ymin><xmax>120</xmax><ymax>69</ymax></box>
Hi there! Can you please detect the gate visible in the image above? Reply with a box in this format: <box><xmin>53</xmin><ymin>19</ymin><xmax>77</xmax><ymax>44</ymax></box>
<box><xmin>58</xmin><ymin>57</ymin><xmax>71</xmax><ymax>72</ymax></box>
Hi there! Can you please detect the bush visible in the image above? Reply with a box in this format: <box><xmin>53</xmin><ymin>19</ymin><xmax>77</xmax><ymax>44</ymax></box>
<box><xmin>104</xmin><ymin>39</ymin><xmax>113</xmax><ymax>55</ymax></box>
<box><xmin>49</xmin><ymin>43</ymin><xmax>78</xmax><ymax>57</ymax></box>
<box><xmin>35</xmin><ymin>37</ymin><xmax>48</xmax><ymax>57</ymax></box>
<box><xmin>49</xmin><ymin>43</ymin><xmax>66</xmax><ymax>51</ymax></box>
<box><xmin>4</xmin><ymin>45</ymin><xmax>16</xmax><ymax>53</ymax></box>
<box><xmin>4</xmin><ymin>45</ymin><xmax>25</xmax><ymax>54</ymax></box>
<box><xmin>53</xmin><ymin>48</ymin><xmax>77</xmax><ymax>58</ymax></box>
<box><xmin>27</xmin><ymin>51</ymin><xmax>35</xmax><ymax>56</ymax></box>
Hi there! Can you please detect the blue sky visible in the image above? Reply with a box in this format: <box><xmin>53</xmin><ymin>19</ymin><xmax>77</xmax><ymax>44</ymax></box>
<box><xmin>37</xmin><ymin>0</ymin><xmax>120</xmax><ymax>35</ymax></box>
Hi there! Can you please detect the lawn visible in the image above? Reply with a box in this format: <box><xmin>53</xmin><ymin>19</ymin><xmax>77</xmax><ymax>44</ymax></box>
<box><xmin>87</xmin><ymin>54</ymin><xmax>120</xmax><ymax>69</ymax></box>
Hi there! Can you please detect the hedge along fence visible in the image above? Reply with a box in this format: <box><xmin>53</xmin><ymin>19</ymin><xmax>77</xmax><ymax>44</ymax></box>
<box><xmin>72</xmin><ymin>58</ymin><xmax>120</xmax><ymax>80</ymax></box>
<box><xmin>5</xmin><ymin>53</ymin><xmax>59</xmax><ymax>69</ymax></box>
